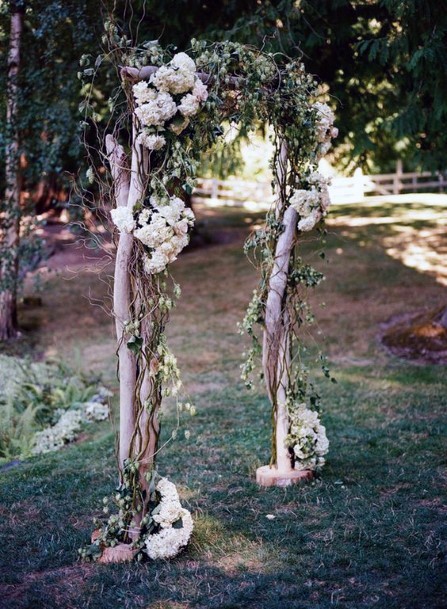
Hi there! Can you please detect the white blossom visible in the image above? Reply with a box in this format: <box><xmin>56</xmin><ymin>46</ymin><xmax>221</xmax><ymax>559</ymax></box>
<box><xmin>144</xmin><ymin>477</ymin><xmax>193</xmax><ymax>560</ymax></box>
<box><xmin>143</xmin><ymin>250</ymin><xmax>170</xmax><ymax>274</ymax></box>
<box><xmin>132</xmin><ymin>81</ymin><xmax>157</xmax><ymax>105</ymax></box>
<box><xmin>135</xmin><ymin>219</ymin><xmax>173</xmax><ymax>249</ymax></box>
<box><xmin>145</xmin><ymin>509</ymin><xmax>193</xmax><ymax>559</ymax></box>
<box><xmin>289</xmin><ymin>189</ymin><xmax>320</xmax><ymax>217</ymax></box>
<box><xmin>150</xmin><ymin>65</ymin><xmax>195</xmax><ymax>95</ymax></box>
<box><xmin>135</xmin><ymin>131</ymin><xmax>166</xmax><ymax>151</ymax></box>
<box><xmin>314</xmin><ymin>101</ymin><xmax>338</xmax><ymax>158</ymax></box>
<box><xmin>290</xmin><ymin>171</ymin><xmax>331</xmax><ymax>232</ymax></box>
<box><xmin>83</xmin><ymin>401</ymin><xmax>109</xmax><ymax>421</ymax></box>
<box><xmin>285</xmin><ymin>403</ymin><xmax>329</xmax><ymax>471</ymax></box>
<box><xmin>178</xmin><ymin>93</ymin><xmax>201</xmax><ymax>117</ymax></box>
<box><xmin>32</xmin><ymin>410</ymin><xmax>83</xmax><ymax>454</ymax></box>
<box><xmin>110</xmin><ymin>206</ymin><xmax>136</xmax><ymax>233</ymax></box>
<box><xmin>133</xmin><ymin>196</ymin><xmax>194</xmax><ymax>274</ymax></box>
<box><xmin>135</xmin><ymin>92</ymin><xmax>177</xmax><ymax>127</ymax></box>
<box><xmin>297</xmin><ymin>209</ymin><xmax>321</xmax><ymax>232</ymax></box>
<box><xmin>192</xmin><ymin>79</ymin><xmax>208</xmax><ymax>102</ymax></box>
<box><xmin>171</xmin><ymin>52</ymin><xmax>196</xmax><ymax>73</ymax></box>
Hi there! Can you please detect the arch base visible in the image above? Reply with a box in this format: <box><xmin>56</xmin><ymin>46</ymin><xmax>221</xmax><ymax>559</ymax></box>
<box><xmin>256</xmin><ymin>465</ymin><xmax>313</xmax><ymax>487</ymax></box>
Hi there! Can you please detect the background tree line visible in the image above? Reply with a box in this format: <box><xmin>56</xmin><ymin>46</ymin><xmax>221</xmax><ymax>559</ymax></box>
<box><xmin>0</xmin><ymin>0</ymin><xmax>445</xmax><ymax>339</ymax></box>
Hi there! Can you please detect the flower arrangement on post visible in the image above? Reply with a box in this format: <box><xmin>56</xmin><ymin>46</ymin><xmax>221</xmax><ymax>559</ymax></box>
<box><xmin>242</xmin><ymin>101</ymin><xmax>337</xmax><ymax>486</ymax></box>
<box><xmin>79</xmin><ymin>27</ymin><xmax>337</xmax><ymax>560</ymax></box>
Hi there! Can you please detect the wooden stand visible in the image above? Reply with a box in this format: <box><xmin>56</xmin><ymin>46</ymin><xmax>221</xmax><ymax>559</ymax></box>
<box><xmin>256</xmin><ymin>465</ymin><xmax>313</xmax><ymax>487</ymax></box>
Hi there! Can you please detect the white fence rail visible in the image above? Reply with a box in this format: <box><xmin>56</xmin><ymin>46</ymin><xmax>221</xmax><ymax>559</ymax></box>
<box><xmin>193</xmin><ymin>168</ymin><xmax>447</xmax><ymax>207</ymax></box>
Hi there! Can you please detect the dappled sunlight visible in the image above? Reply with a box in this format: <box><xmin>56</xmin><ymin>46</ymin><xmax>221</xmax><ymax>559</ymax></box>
<box><xmin>329</xmin><ymin>194</ymin><xmax>447</xmax><ymax>285</ymax></box>
<box><xmin>384</xmin><ymin>225</ymin><xmax>447</xmax><ymax>286</ymax></box>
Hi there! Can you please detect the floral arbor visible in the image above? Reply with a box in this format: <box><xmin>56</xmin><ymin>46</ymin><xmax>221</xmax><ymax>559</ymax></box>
<box><xmin>80</xmin><ymin>34</ymin><xmax>336</xmax><ymax>562</ymax></box>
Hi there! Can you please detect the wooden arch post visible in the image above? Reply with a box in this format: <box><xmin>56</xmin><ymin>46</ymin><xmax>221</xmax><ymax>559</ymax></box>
<box><xmin>256</xmin><ymin>142</ymin><xmax>313</xmax><ymax>487</ymax></box>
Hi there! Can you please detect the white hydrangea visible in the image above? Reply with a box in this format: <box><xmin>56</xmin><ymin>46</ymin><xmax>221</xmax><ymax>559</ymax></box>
<box><xmin>144</xmin><ymin>477</ymin><xmax>193</xmax><ymax>560</ymax></box>
<box><xmin>178</xmin><ymin>93</ymin><xmax>200</xmax><ymax>117</ymax></box>
<box><xmin>314</xmin><ymin>102</ymin><xmax>338</xmax><ymax>157</ymax></box>
<box><xmin>171</xmin><ymin>52</ymin><xmax>196</xmax><ymax>73</ymax></box>
<box><xmin>156</xmin><ymin>476</ymin><xmax>180</xmax><ymax>502</ymax></box>
<box><xmin>297</xmin><ymin>209</ymin><xmax>321</xmax><ymax>232</ymax></box>
<box><xmin>289</xmin><ymin>189</ymin><xmax>320</xmax><ymax>217</ymax></box>
<box><xmin>154</xmin><ymin>195</ymin><xmax>185</xmax><ymax>225</ymax></box>
<box><xmin>83</xmin><ymin>401</ymin><xmax>109</xmax><ymax>422</ymax></box>
<box><xmin>135</xmin><ymin>131</ymin><xmax>166</xmax><ymax>151</ymax></box>
<box><xmin>285</xmin><ymin>403</ymin><xmax>329</xmax><ymax>471</ymax></box>
<box><xmin>31</xmin><ymin>386</ymin><xmax>111</xmax><ymax>455</ymax></box>
<box><xmin>290</xmin><ymin>172</ymin><xmax>331</xmax><ymax>232</ymax></box>
<box><xmin>32</xmin><ymin>410</ymin><xmax>83</xmax><ymax>454</ymax></box>
<box><xmin>145</xmin><ymin>509</ymin><xmax>193</xmax><ymax>559</ymax></box>
<box><xmin>143</xmin><ymin>250</ymin><xmax>170</xmax><ymax>274</ymax></box>
<box><xmin>135</xmin><ymin>92</ymin><xmax>177</xmax><ymax>127</ymax></box>
<box><xmin>132</xmin><ymin>81</ymin><xmax>157</xmax><ymax>105</ymax></box>
<box><xmin>192</xmin><ymin>79</ymin><xmax>208</xmax><ymax>102</ymax></box>
<box><xmin>134</xmin><ymin>219</ymin><xmax>174</xmax><ymax>249</ymax></box>
<box><xmin>110</xmin><ymin>206</ymin><xmax>136</xmax><ymax>233</ymax></box>
<box><xmin>133</xmin><ymin>196</ymin><xmax>195</xmax><ymax>274</ymax></box>
<box><xmin>150</xmin><ymin>65</ymin><xmax>195</xmax><ymax>95</ymax></box>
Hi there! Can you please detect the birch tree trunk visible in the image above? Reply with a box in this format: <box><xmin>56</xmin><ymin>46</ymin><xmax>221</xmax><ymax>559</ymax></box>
<box><xmin>105</xmin><ymin>134</ymin><xmax>136</xmax><ymax>472</ymax></box>
<box><xmin>107</xmin><ymin>127</ymin><xmax>161</xmax><ymax>530</ymax></box>
<box><xmin>0</xmin><ymin>2</ymin><xmax>24</xmax><ymax>341</ymax></box>
<box><xmin>257</xmin><ymin>142</ymin><xmax>313</xmax><ymax>486</ymax></box>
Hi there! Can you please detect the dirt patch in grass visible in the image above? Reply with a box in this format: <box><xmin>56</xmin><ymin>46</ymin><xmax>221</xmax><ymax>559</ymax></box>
<box><xmin>380</xmin><ymin>306</ymin><xmax>447</xmax><ymax>364</ymax></box>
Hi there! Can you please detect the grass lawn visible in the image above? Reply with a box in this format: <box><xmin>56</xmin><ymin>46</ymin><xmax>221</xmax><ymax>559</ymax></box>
<box><xmin>0</xmin><ymin>195</ymin><xmax>446</xmax><ymax>609</ymax></box>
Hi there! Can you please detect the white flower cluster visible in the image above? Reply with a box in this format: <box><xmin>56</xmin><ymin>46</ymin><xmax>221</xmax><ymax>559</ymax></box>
<box><xmin>289</xmin><ymin>171</ymin><xmax>331</xmax><ymax>232</ymax></box>
<box><xmin>145</xmin><ymin>477</ymin><xmax>193</xmax><ymax>560</ymax></box>
<box><xmin>135</xmin><ymin>132</ymin><xmax>166</xmax><ymax>150</ymax></box>
<box><xmin>32</xmin><ymin>409</ymin><xmax>83</xmax><ymax>454</ymax></box>
<box><xmin>110</xmin><ymin>206</ymin><xmax>136</xmax><ymax>234</ymax></box>
<box><xmin>83</xmin><ymin>401</ymin><xmax>109</xmax><ymax>421</ymax></box>
<box><xmin>133</xmin><ymin>195</ymin><xmax>195</xmax><ymax>274</ymax></box>
<box><xmin>285</xmin><ymin>403</ymin><xmax>329</xmax><ymax>471</ymax></box>
<box><xmin>314</xmin><ymin>102</ymin><xmax>338</xmax><ymax>158</ymax></box>
<box><xmin>32</xmin><ymin>387</ymin><xmax>111</xmax><ymax>455</ymax></box>
<box><xmin>132</xmin><ymin>52</ymin><xmax>208</xmax><ymax>149</ymax></box>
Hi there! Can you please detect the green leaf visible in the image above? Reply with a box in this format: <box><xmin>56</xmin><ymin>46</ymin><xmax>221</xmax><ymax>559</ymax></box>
<box><xmin>127</xmin><ymin>336</ymin><xmax>143</xmax><ymax>354</ymax></box>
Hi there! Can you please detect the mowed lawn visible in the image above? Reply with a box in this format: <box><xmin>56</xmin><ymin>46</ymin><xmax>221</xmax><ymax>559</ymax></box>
<box><xmin>0</xmin><ymin>195</ymin><xmax>446</xmax><ymax>609</ymax></box>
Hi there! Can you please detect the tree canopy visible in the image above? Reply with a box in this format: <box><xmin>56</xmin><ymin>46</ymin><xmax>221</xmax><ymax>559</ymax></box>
<box><xmin>111</xmin><ymin>0</ymin><xmax>446</xmax><ymax>173</ymax></box>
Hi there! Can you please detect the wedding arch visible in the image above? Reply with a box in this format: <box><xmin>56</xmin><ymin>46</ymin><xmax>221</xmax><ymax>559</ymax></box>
<box><xmin>79</xmin><ymin>32</ymin><xmax>337</xmax><ymax>563</ymax></box>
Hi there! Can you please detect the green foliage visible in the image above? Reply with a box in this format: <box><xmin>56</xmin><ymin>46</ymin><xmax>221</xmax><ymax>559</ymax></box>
<box><xmin>0</xmin><ymin>355</ymin><xmax>102</xmax><ymax>461</ymax></box>
<box><xmin>117</xmin><ymin>0</ymin><xmax>446</xmax><ymax>172</ymax></box>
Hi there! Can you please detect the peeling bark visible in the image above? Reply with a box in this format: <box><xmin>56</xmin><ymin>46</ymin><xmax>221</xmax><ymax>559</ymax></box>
<box><xmin>0</xmin><ymin>4</ymin><xmax>24</xmax><ymax>341</ymax></box>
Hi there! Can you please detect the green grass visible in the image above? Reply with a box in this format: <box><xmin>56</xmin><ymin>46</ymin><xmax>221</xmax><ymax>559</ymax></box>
<box><xmin>0</xmin><ymin>197</ymin><xmax>446</xmax><ymax>608</ymax></box>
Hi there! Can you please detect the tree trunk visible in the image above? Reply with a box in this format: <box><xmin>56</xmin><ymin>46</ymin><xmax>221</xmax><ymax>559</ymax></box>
<box><xmin>0</xmin><ymin>3</ymin><xmax>24</xmax><ymax>341</ymax></box>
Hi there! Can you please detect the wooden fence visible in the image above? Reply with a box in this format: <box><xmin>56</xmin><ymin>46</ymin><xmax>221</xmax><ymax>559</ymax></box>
<box><xmin>193</xmin><ymin>165</ymin><xmax>447</xmax><ymax>207</ymax></box>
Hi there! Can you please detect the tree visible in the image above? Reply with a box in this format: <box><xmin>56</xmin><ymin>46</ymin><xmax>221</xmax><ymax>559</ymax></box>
<box><xmin>0</xmin><ymin>0</ymin><xmax>24</xmax><ymax>340</ymax></box>
<box><xmin>110</xmin><ymin>0</ymin><xmax>446</xmax><ymax>173</ymax></box>
<box><xmin>0</xmin><ymin>0</ymin><xmax>105</xmax><ymax>340</ymax></box>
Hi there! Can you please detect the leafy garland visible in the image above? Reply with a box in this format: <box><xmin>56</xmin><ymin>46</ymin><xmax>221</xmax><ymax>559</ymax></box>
<box><xmin>79</xmin><ymin>29</ymin><xmax>336</xmax><ymax>561</ymax></box>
